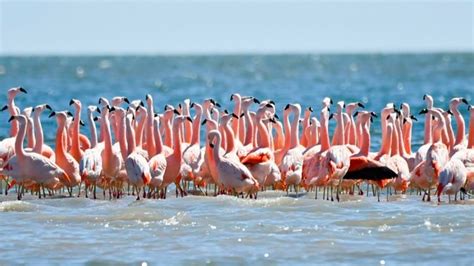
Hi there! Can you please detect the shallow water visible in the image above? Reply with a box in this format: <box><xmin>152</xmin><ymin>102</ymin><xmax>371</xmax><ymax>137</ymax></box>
<box><xmin>0</xmin><ymin>54</ymin><xmax>473</xmax><ymax>264</ymax></box>
<box><xmin>1</xmin><ymin>192</ymin><xmax>473</xmax><ymax>265</ymax></box>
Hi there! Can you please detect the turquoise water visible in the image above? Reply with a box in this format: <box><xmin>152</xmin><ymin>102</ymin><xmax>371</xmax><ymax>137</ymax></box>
<box><xmin>0</xmin><ymin>54</ymin><xmax>473</xmax><ymax>264</ymax></box>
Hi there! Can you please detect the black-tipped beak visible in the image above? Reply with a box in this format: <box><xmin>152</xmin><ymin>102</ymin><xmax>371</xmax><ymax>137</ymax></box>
<box><xmin>19</xmin><ymin>87</ymin><xmax>27</xmax><ymax>94</ymax></box>
<box><xmin>98</xmin><ymin>98</ymin><xmax>102</xmax><ymax>105</ymax></box>
<box><xmin>284</xmin><ymin>104</ymin><xmax>290</xmax><ymax>110</ymax></box>
<box><xmin>357</xmin><ymin>102</ymin><xmax>365</xmax><ymax>108</ymax></box>
<box><xmin>461</xmin><ymin>98</ymin><xmax>469</xmax><ymax>105</ymax></box>
<box><xmin>447</xmin><ymin>110</ymin><xmax>453</xmax><ymax>115</ymax></box>
<box><xmin>423</xmin><ymin>94</ymin><xmax>427</xmax><ymax>100</ymax></box>
<box><xmin>67</xmin><ymin>111</ymin><xmax>74</xmax><ymax>117</ymax></box>
<box><xmin>394</xmin><ymin>108</ymin><xmax>401</xmax><ymax>115</ymax></box>
<box><xmin>232</xmin><ymin>113</ymin><xmax>239</xmax><ymax>119</ymax></box>
<box><xmin>178</xmin><ymin>103</ymin><xmax>182</xmax><ymax>109</ymax></box>
<box><xmin>48</xmin><ymin>111</ymin><xmax>56</xmax><ymax>118</ymax></box>
<box><xmin>140</xmin><ymin>101</ymin><xmax>145</xmax><ymax>107</ymax></box>
<box><xmin>109</xmin><ymin>106</ymin><xmax>116</xmax><ymax>112</ymax></box>
<box><xmin>329</xmin><ymin>99</ymin><xmax>333</xmax><ymax>105</ymax></box>
<box><xmin>371</xmin><ymin>112</ymin><xmax>378</xmax><ymax>118</ymax></box>
<box><xmin>230</xmin><ymin>94</ymin><xmax>234</xmax><ymax>101</ymax></box>
<box><xmin>270</xmin><ymin>118</ymin><xmax>276</xmax><ymax>124</ymax></box>
<box><xmin>69</xmin><ymin>99</ymin><xmax>75</xmax><ymax>106</ymax></box>
<box><xmin>1</xmin><ymin>105</ymin><xmax>8</xmax><ymax>112</ymax></box>
<box><xmin>190</xmin><ymin>102</ymin><xmax>195</xmax><ymax>108</ymax></box>
<box><xmin>410</xmin><ymin>114</ymin><xmax>417</xmax><ymax>121</ymax></box>
<box><xmin>154</xmin><ymin>113</ymin><xmax>158</xmax><ymax>117</ymax></box>
<box><xmin>308</xmin><ymin>107</ymin><xmax>314</xmax><ymax>112</ymax></box>
<box><xmin>79</xmin><ymin>120</ymin><xmax>85</xmax><ymax>126</ymax></box>
<box><xmin>209</xmin><ymin>143</ymin><xmax>215</xmax><ymax>148</ymax></box>
<box><xmin>8</xmin><ymin>116</ymin><xmax>15</xmax><ymax>122</ymax></box>
<box><xmin>173</xmin><ymin>109</ymin><xmax>180</xmax><ymax>115</ymax></box>
<box><xmin>240</xmin><ymin>113</ymin><xmax>245</xmax><ymax>118</ymax></box>
<box><xmin>353</xmin><ymin>111</ymin><xmax>359</xmax><ymax>118</ymax></box>
<box><xmin>96</xmin><ymin>108</ymin><xmax>101</xmax><ymax>114</ymax></box>
<box><xmin>386</xmin><ymin>114</ymin><xmax>391</xmax><ymax>120</ymax></box>
<box><xmin>201</xmin><ymin>119</ymin><xmax>207</xmax><ymax>126</ymax></box>
<box><xmin>215</xmin><ymin>102</ymin><xmax>221</xmax><ymax>108</ymax></box>
<box><xmin>124</xmin><ymin>97</ymin><xmax>130</xmax><ymax>104</ymax></box>
<box><xmin>186</xmin><ymin>116</ymin><xmax>193</xmax><ymax>123</ymax></box>
<box><xmin>419</xmin><ymin>108</ymin><xmax>428</xmax><ymax>115</ymax></box>
<box><xmin>223</xmin><ymin>109</ymin><xmax>229</xmax><ymax>114</ymax></box>
<box><xmin>45</xmin><ymin>104</ymin><xmax>52</xmax><ymax>110</ymax></box>
<box><xmin>274</xmin><ymin>114</ymin><xmax>279</xmax><ymax>119</ymax></box>
<box><xmin>328</xmin><ymin>113</ymin><xmax>334</xmax><ymax>120</ymax></box>
<box><xmin>253</xmin><ymin>98</ymin><xmax>260</xmax><ymax>104</ymax></box>
<box><xmin>93</xmin><ymin>117</ymin><xmax>98</xmax><ymax>121</ymax></box>
<box><xmin>269</xmin><ymin>100</ymin><xmax>275</xmax><ymax>105</ymax></box>
<box><xmin>265</xmin><ymin>103</ymin><xmax>273</xmax><ymax>108</ymax></box>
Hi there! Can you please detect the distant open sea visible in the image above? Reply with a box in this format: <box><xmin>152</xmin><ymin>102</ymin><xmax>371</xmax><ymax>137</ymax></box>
<box><xmin>0</xmin><ymin>53</ymin><xmax>473</xmax><ymax>265</ymax></box>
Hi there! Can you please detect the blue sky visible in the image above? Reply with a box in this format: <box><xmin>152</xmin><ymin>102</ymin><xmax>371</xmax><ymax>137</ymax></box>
<box><xmin>0</xmin><ymin>0</ymin><xmax>472</xmax><ymax>55</ymax></box>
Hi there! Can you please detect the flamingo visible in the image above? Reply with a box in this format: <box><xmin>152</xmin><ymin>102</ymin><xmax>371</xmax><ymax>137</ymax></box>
<box><xmin>50</xmin><ymin>111</ymin><xmax>81</xmax><ymax>196</ymax></box>
<box><xmin>79</xmin><ymin>105</ymin><xmax>102</xmax><ymax>199</ymax></box>
<box><xmin>241</xmin><ymin>104</ymin><xmax>281</xmax><ymax>188</ymax></box>
<box><xmin>31</xmin><ymin>104</ymin><xmax>55</xmax><ymax>160</ymax></box>
<box><xmin>280</xmin><ymin>103</ymin><xmax>305</xmax><ymax>195</ymax></box>
<box><xmin>181</xmin><ymin>102</ymin><xmax>203</xmax><ymax>187</ymax></box>
<box><xmin>69</xmin><ymin>99</ymin><xmax>84</xmax><ymax>163</ymax></box>
<box><xmin>208</xmin><ymin>130</ymin><xmax>259</xmax><ymax>198</ymax></box>
<box><xmin>1</xmin><ymin>115</ymin><xmax>70</xmax><ymax>199</ymax></box>
<box><xmin>437</xmin><ymin>158</ymin><xmax>467</xmax><ymax>203</ymax></box>
<box><xmin>148</xmin><ymin>116</ymin><xmax>167</xmax><ymax>198</ymax></box>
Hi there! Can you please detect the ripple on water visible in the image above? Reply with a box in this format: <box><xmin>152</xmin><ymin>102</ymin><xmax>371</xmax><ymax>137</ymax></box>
<box><xmin>0</xmin><ymin>201</ymin><xmax>39</xmax><ymax>212</ymax></box>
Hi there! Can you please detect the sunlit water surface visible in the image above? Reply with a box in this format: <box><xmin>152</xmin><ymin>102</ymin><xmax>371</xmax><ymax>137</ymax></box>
<box><xmin>0</xmin><ymin>54</ymin><xmax>473</xmax><ymax>264</ymax></box>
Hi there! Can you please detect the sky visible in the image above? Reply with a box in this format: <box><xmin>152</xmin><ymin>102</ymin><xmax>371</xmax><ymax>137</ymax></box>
<box><xmin>0</xmin><ymin>0</ymin><xmax>472</xmax><ymax>55</ymax></box>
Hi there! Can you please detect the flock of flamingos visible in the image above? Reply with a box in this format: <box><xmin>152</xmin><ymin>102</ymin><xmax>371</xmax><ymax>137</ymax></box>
<box><xmin>0</xmin><ymin>87</ymin><xmax>473</xmax><ymax>203</ymax></box>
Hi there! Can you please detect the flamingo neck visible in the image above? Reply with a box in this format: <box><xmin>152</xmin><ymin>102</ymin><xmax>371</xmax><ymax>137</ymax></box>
<box><xmin>146</xmin><ymin>101</ymin><xmax>156</xmax><ymax>156</ymax></box>
<box><xmin>126</xmin><ymin>116</ymin><xmax>137</xmax><ymax>155</ymax></box>
<box><xmin>360</xmin><ymin>121</ymin><xmax>371</xmax><ymax>156</ymax></box>
<box><xmin>320</xmin><ymin>114</ymin><xmax>330</xmax><ymax>152</ymax></box>
<box><xmin>87</xmin><ymin>111</ymin><xmax>98</xmax><ymax>148</ymax></box>
<box><xmin>424</xmin><ymin>113</ymin><xmax>433</xmax><ymax>144</ymax></box>
<box><xmin>191</xmin><ymin>108</ymin><xmax>202</xmax><ymax>145</ymax></box>
<box><xmin>257</xmin><ymin>116</ymin><xmax>271</xmax><ymax>148</ymax></box>
<box><xmin>117</xmin><ymin>115</ymin><xmax>128</xmax><ymax>161</ymax></box>
<box><xmin>14</xmin><ymin>119</ymin><xmax>26</xmax><ymax>159</ymax></box>
<box><xmin>290</xmin><ymin>108</ymin><xmax>301</xmax><ymax>148</ymax></box>
<box><xmin>26</xmin><ymin>117</ymin><xmax>35</xmax><ymax>149</ymax></box>
<box><xmin>395</xmin><ymin>119</ymin><xmax>408</xmax><ymax>157</ymax></box>
<box><xmin>172</xmin><ymin>119</ymin><xmax>182</xmax><ymax>158</ymax></box>
<box><xmin>402</xmin><ymin>120</ymin><xmax>412</xmax><ymax>154</ymax></box>
<box><xmin>183</xmin><ymin>102</ymin><xmax>193</xmax><ymax>143</ymax></box>
<box><xmin>468</xmin><ymin>111</ymin><xmax>474</xmax><ymax>148</ymax></box>
<box><xmin>445</xmin><ymin>116</ymin><xmax>455</xmax><ymax>149</ymax></box>
<box><xmin>283</xmin><ymin>112</ymin><xmax>291</xmax><ymax>151</ymax></box>
<box><xmin>101</xmin><ymin>112</ymin><xmax>114</xmax><ymax>158</ymax></box>
<box><xmin>301</xmin><ymin>111</ymin><xmax>311</xmax><ymax>146</ymax></box>
<box><xmin>8</xmin><ymin>97</ymin><xmax>19</xmax><ymax>137</ymax></box>
<box><xmin>231</xmin><ymin>97</ymin><xmax>241</xmax><ymax>138</ymax></box>
<box><xmin>223</xmin><ymin>121</ymin><xmax>235</xmax><ymax>153</ymax></box>
<box><xmin>136</xmin><ymin>113</ymin><xmax>146</xmax><ymax>147</ymax></box>
<box><xmin>164</xmin><ymin>115</ymin><xmax>173</xmax><ymax>147</ymax></box>
<box><xmin>72</xmin><ymin>105</ymin><xmax>81</xmax><ymax>155</ymax></box>
<box><xmin>379</xmin><ymin>124</ymin><xmax>392</xmax><ymax>156</ymax></box>
<box><xmin>153</xmin><ymin>119</ymin><xmax>165</xmax><ymax>154</ymax></box>
<box><xmin>243</xmin><ymin>110</ymin><xmax>254</xmax><ymax>146</ymax></box>
<box><xmin>55</xmin><ymin>120</ymin><xmax>67</xmax><ymax>159</ymax></box>
<box><xmin>452</xmin><ymin>107</ymin><xmax>465</xmax><ymax>145</ymax></box>
<box><xmin>212</xmin><ymin>134</ymin><xmax>222</xmax><ymax>164</ymax></box>
<box><xmin>33</xmin><ymin>112</ymin><xmax>45</xmax><ymax>153</ymax></box>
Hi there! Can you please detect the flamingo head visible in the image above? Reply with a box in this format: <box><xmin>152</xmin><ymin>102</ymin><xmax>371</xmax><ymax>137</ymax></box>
<box><xmin>7</xmin><ymin>87</ymin><xmax>27</xmax><ymax>99</ymax></box>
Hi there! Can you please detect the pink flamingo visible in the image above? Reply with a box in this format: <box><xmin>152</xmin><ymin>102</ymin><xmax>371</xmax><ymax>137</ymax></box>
<box><xmin>69</xmin><ymin>99</ymin><xmax>84</xmax><ymax>163</ymax></box>
<box><xmin>31</xmin><ymin>104</ymin><xmax>55</xmax><ymax>160</ymax></box>
<box><xmin>437</xmin><ymin>158</ymin><xmax>467</xmax><ymax>203</ymax></box>
<box><xmin>181</xmin><ymin>102</ymin><xmax>203</xmax><ymax>186</ymax></box>
<box><xmin>1</xmin><ymin>115</ymin><xmax>70</xmax><ymax>199</ymax></box>
<box><xmin>51</xmin><ymin>111</ymin><xmax>82</xmax><ymax>196</ymax></box>
<box><xmin>208</xmin><ymin>130</ymin><xmax>259</xmax><ymax>198</ymax></box>
<box><xmin>148</xmin><ymin>116</ymin><xmax>167</xmax><ymax>198</ymax></box>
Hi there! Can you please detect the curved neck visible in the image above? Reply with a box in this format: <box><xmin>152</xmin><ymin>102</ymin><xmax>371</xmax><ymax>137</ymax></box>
<box><xmin>349</xmin><ymin>116</ymin><xmax>357</xmax><ymax>146</ymax></box>
<box><xmin>101</xmin><ymin>112</ymin><xmax>114</xmax><ymax>158</ymax></box>
<box><xmin>332</xmin><ymin>113</ymin><xmax>345</xmax><ymax>146</ymax></box>
<box><xmin>33</xmin><ymin>112</ymin><xmax>44</xmax><ymax>152</ymax></box>
<box><xmin>126</xmin><ymin>116</ymin><xmax>137</xmax><ymax>155</ymax></box>
<box><xmin>379</xmin><ymin>124</ymin><xmax>392</xmax><ymax>156</ymax></box>
<box><xmin>223</xmin><ymin>121</ymin><xmax>235</xmax><ymax>153</ymax></box>
<box><xmin>8</xmin><ymin>97</ymin><xmax>19</xmax><ymax>137</ymax></box>
<box><xmin>14</xmin><ymin>120</ymin><xmax>26</xmax><ymax>159</ymax></box>
<box><xmin>146</xmin><ymin>102</ymin><xmax>156</xmax><ymax>156</ymax></box>
<box><xmin>468</xmin><ymin>111</ymin><xmax>474</xmax><ymax>148</ymax></box>
<box><xmin>72</xmin><ymin>105</ymin><xmax>81</xmax><ymax>153</ymax></box>
<box><xmin>232</xmin><ymin>98</ymin><xmax>241</xmax><ymax>138</ymax></box>
<box><xmin>88</xmin><ymin>111</ymin><xmax>98</xmax><ymax>148</ymax></box>
<box><xmin>283</xmin><ymin>111</ymin><xmax>291</xmax><ymax>150</ymax></box>
<box><xmin>55</xmin><ymin>120</ymin><xmax>67</xmax><ymax>159</ymax></box>
<box><xmin>290</xmin><ymin>108</ymin><xmax>301</xmax><ymax>148</ymax></box>
<box><xmin>243</xmin><ymin>109</ymin><xmax>254</xmax><ymax>146</ymax></box>
<box><xmin>445</xmin><ymin>116</ymin><xmax>455</xmax><ymax>150</ymax></box>
<box><xmin>26</xmin><ymin>117</ymin><xmax>35</xmax><ymax>149</ymax></box>
<box><xmin>257</xmin><ymin>116</ymin><xmax>271</xmax><ymax>148</ymax></box>
<box><xmin>360</xmin><ymin>120</ymin><xmax>371</xmax><ymax>156</ymax></box>
<box><xmin>164</xmin><ymin>115</ymin><xmax>173</xmax><ymax>147</ymax></box>
<box><xmin>402</xmin><ymin>119</ymin><xmax>412</xmax><ymax>154</ymax></box>
<box><xmin>320</xmin><ymin>113</ymin><xmax>330</xmax><ymax>152</ymax></box>
<box><xmin>191</xmin><ymin>108</ymin><xmax>202</xmax><ymax>145</ymax></box>
<box><xmin>212</xmin><ymin>134</ymin><xmax>222</xmax><ymax>164</ymax></box>
<box><xmin>172</xmin><ymin>119</ymin><xmax>182</xmax><ymax>157</ymax></box>
<box><xmin>452</xmin><ymin>107</ymin><xmax>465</xmax><ymax>145</ymax></box>
<box><xmin>136</xmin><ymin>113</ymin><xmax>146</xmax><ymax>147</ymax></box>
<box><xmin>117</xmin><ymin>116</ymin><xmax>128</xmax><ymax>161</ymax></box>
<box><xmin>424</xmin><ymin>112</ymin><xmax>432</xmax><ymax>144</ymax></box>
<box><xmin>153</xmin><ymin>118</ymin><xmax>165</xmax><ymax>154</ymax></box>
<box><xmin>183</xmin><ymin>102</ymin><xmax>193</xmax><ymax>143</ymax></box>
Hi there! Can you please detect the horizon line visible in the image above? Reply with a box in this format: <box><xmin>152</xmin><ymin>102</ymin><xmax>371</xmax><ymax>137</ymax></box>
<box><xmin>1</xmin><ymin>50</ymin><xmax>473</xmax><ymax>57</ymax></box>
